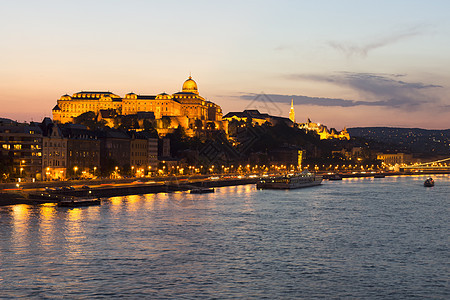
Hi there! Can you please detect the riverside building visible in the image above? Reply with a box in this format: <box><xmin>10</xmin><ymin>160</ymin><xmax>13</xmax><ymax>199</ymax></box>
<box><xmin>0</xmin><ymin>120</ymin><xmax>43</xmax><ymax>181</ymax></box>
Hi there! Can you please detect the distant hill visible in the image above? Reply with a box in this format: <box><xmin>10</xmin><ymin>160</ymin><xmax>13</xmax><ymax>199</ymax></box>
<box><xmin>0</xmin><ymin>118</ymin><xmax>15</xmax><ymax>124</ymax></box>
<box><xmin>347</xmin><ymin>127</ymin><xmax>450</xmax><ymax>155</ymax></box>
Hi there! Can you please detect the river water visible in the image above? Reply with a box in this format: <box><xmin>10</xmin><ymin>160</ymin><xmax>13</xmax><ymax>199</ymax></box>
<box><xmin>0</xmin><ymin>175</ymin><xmax>449</xmax><ymax>299</ymax></box>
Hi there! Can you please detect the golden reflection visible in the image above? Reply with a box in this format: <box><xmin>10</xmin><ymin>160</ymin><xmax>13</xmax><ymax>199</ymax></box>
<box><xmin>39</xmin><ymin>203</ymin><xmax>57</xmax><ymax>249</ymax></box>
<box><xmin>244</xmin><ymin>185</ymin><xmax>253</xmax><ymax>193</ymax></box>
<box><xmin>12</xmin><ymin>204</ymin><xmax>30</xmax><ymax>223</ymax></box>
<box><xmin>235</xmin><ymin>185</ymin><xmax>245</xmax><ymax>194</ymax></box>
<box><xmin>39</xmin><ymin>203</ymin><xmax>57</xmax><ymax>221</ymax></box>
<box><xmin>65</xmin><ymin>208</ymin><xmax>85</xmax><ymax>258</ymax></box>
<box><xmin>141</xmin><ymin>194</ymin><xmax>158</xmax><ymax>210</ymax></box>
<box><xmin>109</xmin><ymin>196</ymin><xmax>124</xmax><ymax>214</ymax></box>
<box><xmin>11</xmin><ymin>205</ymin><xmax>31</xmax><ymax>254</ymax></box>
<box><xmin>85</xmin><ymin>205</ymin><xmax>101</xmax><ymax>220</ymax></box>
<box><xmin>67</xmin><ymin>207</ymin><xmax>82</xmax><ymax>222</ymax></box>
<box><xmin>125</xmin><ymin>195</ymin><xmax>142</xmax><ymax>212</ymax></box>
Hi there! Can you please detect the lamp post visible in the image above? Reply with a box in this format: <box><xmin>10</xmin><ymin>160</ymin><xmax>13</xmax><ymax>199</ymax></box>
<box><xmin>19</xmin><ymin>160</ymin><xmax>25</xmax><ymax>180</ymax></box>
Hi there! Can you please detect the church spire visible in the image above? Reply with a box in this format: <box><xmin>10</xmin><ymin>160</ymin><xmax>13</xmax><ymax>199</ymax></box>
<box><xmin>289</xmin><ymin>98</ymin><xmax>295</xmax><ymax>123</ymax></box>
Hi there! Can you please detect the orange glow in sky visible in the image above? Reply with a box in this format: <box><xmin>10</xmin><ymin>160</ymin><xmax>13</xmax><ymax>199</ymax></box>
<box><xmin>1</xmin><ymin>1</ymin><xmax>449</xmax><ymax>129</ymax></box>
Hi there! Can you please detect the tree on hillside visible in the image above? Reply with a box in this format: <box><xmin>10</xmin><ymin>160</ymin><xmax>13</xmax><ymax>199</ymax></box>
<box><xmin>142</xmin><ymin>119</ymin><xmax>158</xmax><ymax>137</ymax></box>
<box><xmin>73</xmin><ymin>111</ymin><xmax>107</xmax><ymax>129</ymax></box>
<box><xmin>161</xmin><ymin>116</ymin><xmax>171</xmax><ymax>129</ymax></box>
<box><xmin>194</xmin><ymin>119</ymin><xmax>203</xmax><ymax>131</ymax></box>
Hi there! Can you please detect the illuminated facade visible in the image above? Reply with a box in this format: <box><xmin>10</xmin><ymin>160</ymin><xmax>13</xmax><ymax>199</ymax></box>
<box><xmin>42</xmin><ymin>121</ymin><xmax>67</xmax><ymax>180</ymax></box>
<box><xmin>376</xmin><ymin>153</ymin><xmax>412</xmax><ymax>165</ymax></box>
<box><xmin>223</xmin><ymin>110</ymin><xmax>293</xmax><ymax>127</ymax></box>
<box><xmin>289</xmin><ymin>99</ymin><xmax>295</xmax><ymax>123</ymax></box>
<box><xmin>0</xmin><ymin>121</ymin><xmax>43</xmax><ymax>181</ymax></box>
<box><xmin>298</xmin><ymin>118</ymin><xmax>350</xmax><ymax>140</ymax></box>
<box><xmin>52</xmin><ymin>76</ymin><xmax>225</xmax><ymax>134</ymax></box>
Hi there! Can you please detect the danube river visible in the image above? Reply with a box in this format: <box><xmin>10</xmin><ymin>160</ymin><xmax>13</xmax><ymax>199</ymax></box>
<box><xmin>1</xmin><ymin>175</ymin><xmax>448</xmax><ymax>299</ymax></box>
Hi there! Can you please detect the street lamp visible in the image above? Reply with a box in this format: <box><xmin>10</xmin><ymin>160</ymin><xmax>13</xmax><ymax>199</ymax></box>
<box><xmin>19</xmin><ymin>160</ymin><xmax>25</xmax><ymax>180</ymax></box>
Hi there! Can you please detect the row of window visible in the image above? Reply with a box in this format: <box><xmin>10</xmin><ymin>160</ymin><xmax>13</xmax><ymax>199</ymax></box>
<box><xmin>44</xmin><ymin>160</ymin><xmax>65</xmax><ymax>167</ymax></box>
<box><xmin>0</xmin><ymin>137</ymin><xmax>41</xmax><ymax>142</ymax></box>
<box><xmin>68</xmin><ymin>151</ymin><xmax>98</xmax><ymax>158</ymax></box>
<box><xmin>44</xmin><ymin>141</ymin><xmax>65</xmax><ymax>147</ymax></box>
<box><xmin>131</xmin><ymin>143</ymin><xmax>147</xmax><ymax>149</ymax></box>
<box><xmin>2</xmin><ymin>144</ymin><xmax>41</xmax><ymax>150</ymax></box>
<box><xmin>43</xmin><ymin>151</ymin><xmax>65</xmax><ymax>157</ymax></box>
<box><xmin>131</xmin><ymin>152</ymin><xmax>147</xmax><ymax>157</ymax></box>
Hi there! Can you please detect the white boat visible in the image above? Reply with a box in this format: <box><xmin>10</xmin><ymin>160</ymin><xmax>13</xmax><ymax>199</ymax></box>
<box><xmin>256</xmin><ymin>170</ymin><xmax>322</xmax><ymax>189</ymax></box>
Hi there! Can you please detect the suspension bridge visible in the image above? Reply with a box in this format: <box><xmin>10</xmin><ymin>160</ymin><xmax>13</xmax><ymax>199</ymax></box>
<box><xmin>401</xmin><ymin>157</ymin><xmax>450</xmax><ymax>172</ymax></box>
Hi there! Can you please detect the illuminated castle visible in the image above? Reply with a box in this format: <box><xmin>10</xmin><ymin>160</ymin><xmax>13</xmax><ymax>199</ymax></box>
<box><xmin>52</xmin><ymin>76</ymin><xmax>225</xmax><ymax>134</ymax></box>
<box><xmin>289</xmin><ymin>100</ymin><xmax>349</xmax><ymax>140</ymax></box>
<box><xmin>298</xmin><ymin>118</ymin><xmax>350</xmax><ymax>140</ymax></box>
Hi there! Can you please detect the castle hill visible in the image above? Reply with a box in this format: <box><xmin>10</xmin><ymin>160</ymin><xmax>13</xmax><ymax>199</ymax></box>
<box><xmin>1</xmin><ymin>75</ymin><xmax>450</xmax><ymax>204</ymax></box>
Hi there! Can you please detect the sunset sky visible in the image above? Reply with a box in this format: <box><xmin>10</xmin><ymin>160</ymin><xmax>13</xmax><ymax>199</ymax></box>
<box><xmin>1</xmin><ymin>0</ymin><xmax>449</xmax><ymax>129</ymax></box>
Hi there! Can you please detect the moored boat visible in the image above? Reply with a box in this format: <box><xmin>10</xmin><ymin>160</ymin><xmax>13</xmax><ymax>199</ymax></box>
<box><xmin>190</xmin><ymin>188</ymin><xmax>215</xmax><ymax>194</ymax></box>
<box><xmin>256</xmin><ymin>170</ymin><xmax>322</xmax><ymax>189</ymax></box>
<box><xmin>424</xmin><ymin>178</ymin><xmax>434</xmax><ymax>187</ymax></box>
<box><xmin>328</xmin><ymin>174</ymin><xmax>343</xmax><ymax>180</ymax></box>
<box><xmin>58</xmin><ymin>198</ymin><xmax>101</xmax><ymax>207</ymax></box>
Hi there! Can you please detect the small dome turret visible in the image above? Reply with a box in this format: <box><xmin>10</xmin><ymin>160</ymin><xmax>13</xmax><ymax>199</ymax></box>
<box><xmin>60</xmin><ymin>94</ymin><xmax>72</xmax><ymax>101</ymax></box>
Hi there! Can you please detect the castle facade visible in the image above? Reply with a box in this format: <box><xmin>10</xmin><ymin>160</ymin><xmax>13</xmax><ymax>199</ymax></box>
<box><xmin>52</xmin><ymin>76</ymin><xmax>225</xmax><ymax>133</ymax></box>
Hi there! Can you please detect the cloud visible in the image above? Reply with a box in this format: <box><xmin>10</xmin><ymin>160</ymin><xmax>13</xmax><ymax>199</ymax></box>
<box><xmin>283</xmin><ymin>72</ymin><xmax>442</xmax><ymax>108</ymax></box>
<box><xmin>239</xmin><ymin>72</ymin><xmax>443</xmax><ymax>110</ymax></box>
<box><xmin>328</xmin><ymin>26</ymin><xmax>425</xmax><ymax>58</ymax></box>
<box><xmin>240</xmin><ymin>93</ymin><xmax>405</xmax><ymax>108</ymax></box>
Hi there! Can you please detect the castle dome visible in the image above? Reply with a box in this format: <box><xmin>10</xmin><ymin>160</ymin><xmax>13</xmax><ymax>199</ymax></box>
<box><xmin>125</xmin><ymin>92</ymin><xmax>137</xmax><ymax>99</ymax></box>
<box><xmin>60</xmin><ymin>94</ymin><xmax>72</xmax><ymax>100</ymax></box>
<box><xmin>182</xmin><ymin>76</ymin><xmax>198</xmax><ymax>94</ymax></box>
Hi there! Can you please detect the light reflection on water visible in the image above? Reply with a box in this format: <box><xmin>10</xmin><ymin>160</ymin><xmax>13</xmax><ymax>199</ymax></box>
<box><xmin>0</xmin><ymin>175</ymin><xmax>449</xmax><ymax>299</ymax></box>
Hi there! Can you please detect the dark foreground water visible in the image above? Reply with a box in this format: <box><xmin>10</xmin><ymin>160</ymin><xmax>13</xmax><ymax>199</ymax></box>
<box><xmin>0</xmin><ymin>175</ymin><xmax>449</xmax><ymax>299</ymax></box>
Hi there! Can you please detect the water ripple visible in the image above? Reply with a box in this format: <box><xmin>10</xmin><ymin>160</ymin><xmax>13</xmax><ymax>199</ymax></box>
<box><xmin>0</xmin><ymin>175</ymin><xmax>449</xmax><ymax>299</ymax></box>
